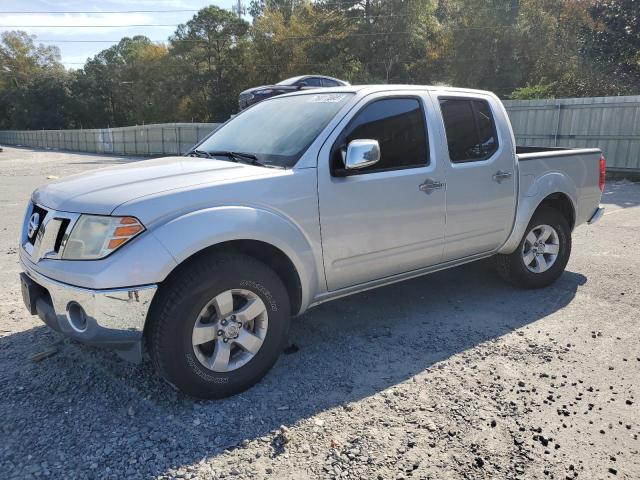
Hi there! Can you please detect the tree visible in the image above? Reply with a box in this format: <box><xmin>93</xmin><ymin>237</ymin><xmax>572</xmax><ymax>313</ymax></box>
<box><xmin>249</xmin><ymin>0</ymin><xmax>300</xmax><ymax>21</ymax></box>
<box><xmin>314</xmin><ymin>0</ymin><xmax>446</xmax><ymax>84</ymax></box>
<box><xmin>580</xmin><ymin>0</ymin><xmax>640</xmax><ymax>94</ymax></box>
<box><xmin>170</xmin><ymin>6</ymin><xmax>251</xmax><ymax>122</ymax></box>
<box><xmin>249</xmin><ymin>1</ymin><xmax>359</xmax><ymax>84</ymax></box>
<box><xmin>77</xmin><ymin>36</ymin><xmax>177</xmax><ymax>127</ymax></box>
<box><xmin>1</xmin><ymin>2</ymin><xmax>637</xmax><ymax>130</ymax></box>
<box><xmin>0</xmin><ymin>31</ymin><xmax>73</xmax><ymax>129</ymax></box>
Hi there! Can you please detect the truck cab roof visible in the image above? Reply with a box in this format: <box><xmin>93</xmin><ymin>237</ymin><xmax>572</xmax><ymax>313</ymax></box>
<box><xmin>276</xmin><ymin>84</ymin><xmax>500</xmax><ymax>99</ymax></box>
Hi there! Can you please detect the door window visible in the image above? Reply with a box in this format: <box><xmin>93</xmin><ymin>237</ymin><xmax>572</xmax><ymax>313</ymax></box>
<box><xmin>332</xmin><ymin>98</ymin><xmax>429</xmax><ymax>174</ymax></box>
<box><xmin>301</xmin><ymin>77</ymin><xmax>323</xmax><ymax>87</ymax></box>
<box><xmin>322</xmin><ymin>78</ymin><xmax>340</xmax><ymax>87</ymax></box>
<box><xmin>439</xmin><ymin>98</ymin><xmax>499</xmax><ymax>163</ymax></box>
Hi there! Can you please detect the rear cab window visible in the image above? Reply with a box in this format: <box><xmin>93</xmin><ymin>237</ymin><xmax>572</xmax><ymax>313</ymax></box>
<box><xmin>438</xmin><ymin>97</ymin><xmax>499</xmax><ymax>163</ymax></box>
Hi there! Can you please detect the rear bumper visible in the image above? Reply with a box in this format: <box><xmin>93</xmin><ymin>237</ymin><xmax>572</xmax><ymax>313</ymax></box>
<box><xmin>20</xmin><ymin>258</ymin><xmax>157</xmax><ymax>362</ymax></box>
<box><xmin>588</xmin><ymin>206</ymin><xmax>605</xmax><ymax>225</ymax></box>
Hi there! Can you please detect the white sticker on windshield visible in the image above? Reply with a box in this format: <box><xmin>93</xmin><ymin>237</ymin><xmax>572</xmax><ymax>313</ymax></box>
<box><xmin>308</xmin><ymin>94</ymin><xmax>347</xmax><ymax>103</ymax></box>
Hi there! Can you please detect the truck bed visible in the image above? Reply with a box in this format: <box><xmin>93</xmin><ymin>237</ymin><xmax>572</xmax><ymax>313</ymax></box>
<box><xmin>515</xmin><ymin>146</ymin><xmax>603</xmax><ymax>228</ymax></box>
<box><xmin>516</xmin><ymin>145</ymin><xmax>600</xmax><ymax>157</ymax></box>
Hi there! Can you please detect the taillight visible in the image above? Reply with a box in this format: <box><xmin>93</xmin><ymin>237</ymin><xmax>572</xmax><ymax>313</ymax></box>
<box><xmin>599</xmin><ymin>154</ymin><xmax>606</xmax><ymax>192</ymax></box>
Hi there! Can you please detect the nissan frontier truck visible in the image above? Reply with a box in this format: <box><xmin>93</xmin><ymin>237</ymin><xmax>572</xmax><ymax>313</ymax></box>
<box><xmin>19</xmin><ymin>86</ymin><xmax>605</xmax><ymax>398</ymax></box>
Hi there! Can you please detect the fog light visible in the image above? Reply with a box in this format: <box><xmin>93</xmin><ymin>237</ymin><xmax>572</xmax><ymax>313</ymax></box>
<box><xmin>67</xmin><ymin>302</ymin><xmax>88</xmax><ymax>332</ymax></box>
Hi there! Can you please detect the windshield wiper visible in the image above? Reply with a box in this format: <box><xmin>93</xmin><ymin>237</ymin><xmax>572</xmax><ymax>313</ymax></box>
<box><xmin>187</xmin><ymin>149</ymin><xmax>213</xmax><ymax>158</ymax></box>
<box><xmin>206</xmin><ymin>151</ymin><xmax>283</xmax><ymax>169</ymax></box>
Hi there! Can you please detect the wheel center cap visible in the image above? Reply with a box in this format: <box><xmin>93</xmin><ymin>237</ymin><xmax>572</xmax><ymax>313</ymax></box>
<box><xmin>222</xmin><ymin>322</ymin><xmax>241</xmax><ymax>339</ymax></box>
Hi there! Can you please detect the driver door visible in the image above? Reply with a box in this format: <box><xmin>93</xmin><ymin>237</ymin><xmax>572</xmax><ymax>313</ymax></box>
<box><xmin>317</xmin><ymin>93</ymin><xmax>447</xmax><ymax>291</ymax></box>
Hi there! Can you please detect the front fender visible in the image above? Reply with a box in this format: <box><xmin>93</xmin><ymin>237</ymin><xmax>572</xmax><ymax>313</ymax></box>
<box><xmin>152</xmin><ymin>206</ymin><xmax>320</xmax><ymax>312</ymax></box>
<box><xmin>498</xmin><ymin>171</ymin><xmax>577</xmax><ymax>254</ymax></box>
<box><xmin>21</xmin><ymin>229</ymin><xmax>178</xmax><ymax>290</ymax></box>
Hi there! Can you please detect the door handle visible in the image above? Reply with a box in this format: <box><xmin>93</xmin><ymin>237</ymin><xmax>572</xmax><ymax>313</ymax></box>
<box><xmin>493</xmin><ymin>170</ymin><xmax>512</xmax><ymax>183</ymax></box>
<box><xmin>419</xmin><ymin>179</ymin><xmax>445</xmax><ymax>194</ymax></box>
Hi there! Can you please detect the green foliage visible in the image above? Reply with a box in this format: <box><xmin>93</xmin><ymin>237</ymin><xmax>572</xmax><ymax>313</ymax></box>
<box><xmin>0</xmin><ymin>31</ymin><xmax>71</xmax><ymax>129</ymax></box>
<box><xmin>171</xmin><ymin>6</ymin><xmax>251</xmax><ymax>121</ymax></box>
<box><xmin>510</xmin><ymin>83</ymin><xmax>556</xmax><ymax>100</ymax></box>
<box><xmin>0</xmin><ymin>0</ymin><xmax>638</xmax><ymax>130</ymax></box>
<box><xmin>580</xmin><ymin>0</ymin><xmax>640</xmax><ymax>94</ymax></box>
<box><xmin>78</xmin><ymin>36</ymin><xmax>171</xmax><ymax>127</ymax></box>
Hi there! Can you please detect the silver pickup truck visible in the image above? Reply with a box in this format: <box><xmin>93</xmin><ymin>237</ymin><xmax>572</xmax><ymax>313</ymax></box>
<box><xmin>19</xmin><ymin>86</ymin><xmax>605</xmax><ymax>398</ymax></box>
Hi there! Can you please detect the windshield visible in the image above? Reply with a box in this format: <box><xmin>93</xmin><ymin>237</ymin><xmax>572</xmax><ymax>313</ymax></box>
<box><xmin>197</xmin><ymin>92</ymin><xmax>354</xmax><ymax>168</ymax></box>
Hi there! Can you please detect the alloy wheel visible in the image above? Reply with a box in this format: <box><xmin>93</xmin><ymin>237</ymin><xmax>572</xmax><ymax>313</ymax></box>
<box><xmin>191</xmin><ymin>289</ymin><xmax>268</xmax><ymax>372</ymax></box>
<box><xmin>522</xmin><ymin>224</ymin><xmax>560</xmax><ymax>274</ymax></box>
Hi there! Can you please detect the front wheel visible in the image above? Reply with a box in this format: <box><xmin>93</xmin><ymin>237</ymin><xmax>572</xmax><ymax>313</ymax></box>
<box><xmin>147</xmin><ymin>253</ymin><xmax>291</xmax><ymax>399</ymax></box>
<box><xmin>496</xmin><ymin>207</ymin><xmax>572</xmax><ymax>289</ymax></box>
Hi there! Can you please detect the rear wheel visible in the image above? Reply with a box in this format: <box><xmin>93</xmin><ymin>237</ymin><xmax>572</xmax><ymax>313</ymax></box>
<box><xmin>496</xmin><ymin>207</ymin><xmax>571</xmax><ymax>289</ymax></box>
<box><xmin>147</xmin><ymin>252</ymin><xmax>290</xmax><ymax>399</ymax></box>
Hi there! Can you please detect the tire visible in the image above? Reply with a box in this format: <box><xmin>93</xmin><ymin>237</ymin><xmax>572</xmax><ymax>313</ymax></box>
<box><xmin>496</xmin><ymin>207</ymin><xmax>572</xmax><ymax>289</ymax></box>
<box><xmin>147</xmin><ymin>252</ymin><xmax>290</xmax><ymax>399</ymax></box>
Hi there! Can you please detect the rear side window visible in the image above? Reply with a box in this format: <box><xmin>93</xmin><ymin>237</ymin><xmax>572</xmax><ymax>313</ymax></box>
<box><xmin>439</xmin><ymin>98</ymin><xmax>499</xmax><ymax>162</ymax></box>
<box><xmin>334</xmin><ymin>98</ymin><xmax>429</xmax><ymax>174</ymax></box>
<box><xmin>302</xmin><ymin>77</ymin><xmax>322</xmax><ymax>87</ymax></box>
<box><xmin>322</xmin><ymin>78</ymin><xmax>340</xmax><ymax>87</ymax></box>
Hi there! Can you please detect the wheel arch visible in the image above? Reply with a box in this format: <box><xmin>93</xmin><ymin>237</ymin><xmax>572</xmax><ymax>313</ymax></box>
<box><xmin>147</xmin><ymin>206</ymin><xmax>321</xmax><ymax>318</ymax></box>
<box><xmin>157</xmin><ymin>239</ymin><xmax>304</xmax><ymax>318</ymax></box>
<box><xmin>537</xmin><ymin>192</ymin><xmax>575</xmax><ymax>230</ymax></box>
<box><xmin>499</xmin><ymin>183</ymin><xmax>577</xmax><ymax>255</ymax></box>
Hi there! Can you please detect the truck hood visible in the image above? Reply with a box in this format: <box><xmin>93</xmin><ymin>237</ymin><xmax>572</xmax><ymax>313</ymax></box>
<box><xmin>32</xmin><ymin>156</ymin><xmax>274</xmax><ymax>215</ymax></box>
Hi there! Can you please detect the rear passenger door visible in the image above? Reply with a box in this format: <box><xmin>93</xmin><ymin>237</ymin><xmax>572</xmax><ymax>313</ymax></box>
<box><xmin>435</xmin><ymin>93</ymin><xmax>517</xmax><ymax>261</ymax></box>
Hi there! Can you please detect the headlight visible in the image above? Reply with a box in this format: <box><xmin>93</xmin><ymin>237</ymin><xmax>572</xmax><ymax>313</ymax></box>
<box><xmin>255</xmin><ymin>89</ymin><xmax>273</xmax><ymax>95</ymax></box>
<box><xmin>62</xmin><ymin>215</ymin><xmax>145</xmax><ymax>260</ymax></box>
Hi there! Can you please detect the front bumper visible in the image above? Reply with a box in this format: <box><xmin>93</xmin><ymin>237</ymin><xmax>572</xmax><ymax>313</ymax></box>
<box><xmin>20</xmin><ymin>258</ymin><xmax>157</xmax><ymax>362</ymax></box>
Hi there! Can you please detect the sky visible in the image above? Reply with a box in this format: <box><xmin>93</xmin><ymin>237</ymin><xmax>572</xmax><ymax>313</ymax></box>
<box><xmin>0</xmin><ymin>0</ymin><xmax>242</xmax><ymax>69</ymax></box>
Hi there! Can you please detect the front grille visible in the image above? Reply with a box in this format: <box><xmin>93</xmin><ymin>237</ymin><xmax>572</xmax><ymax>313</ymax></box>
<box><xmin>27</xmin><ymin>204</ymin><xmax>48</xmax><ymax>245</ymax></box>
<box><xmin>22</xmin><ymin>204</ymin><xmax>80</xmax><ymax>262</ymax></box>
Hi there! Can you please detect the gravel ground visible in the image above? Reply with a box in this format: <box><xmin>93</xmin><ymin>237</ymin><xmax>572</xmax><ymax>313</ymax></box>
<box><xmin>0</xmin><ymin>146</ymin><xmax>639</xmax><ymax>480</ymax></box>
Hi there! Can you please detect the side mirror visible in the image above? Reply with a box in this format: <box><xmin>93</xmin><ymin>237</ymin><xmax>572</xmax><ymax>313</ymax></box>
<box><xmin>344</xmin><ymin>139</ymin><xmax>381</xmax><ymax>170</ymax></box>
<box><xmin>297</xmin><ymin>82</ymin><xmax>307</xmax><ymax>89</ymax></box>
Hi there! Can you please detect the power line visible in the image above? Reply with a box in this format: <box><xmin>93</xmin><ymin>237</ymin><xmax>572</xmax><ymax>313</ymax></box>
<box><xmin>0</xmin><ymin>9</ymin><xmax>201</xmax><ymax>14</ymax></box>
<box><xmin>60</xmin><ymin>50</ymin><xmax>570</xmax><ymax>67</ymax></box>
<box><xmin>0</xmin><ymin>13</ymin><xmax>428</xmax><ymax>28</ymax></box>
<box><xmin>35</xmin><ymin>31</ymin><xmax>415</xmax><ymax>43</ymax></box>
<box><xmin>30</xmin><ymin>22</ymin><xmax>538</xmax><ymax>44</ymax></box>
<box><xmin>3</xmin><ymin>23</ymin><xmax>522</xmax><ymax>30</ymax></box>
<box><xmin>0</xmin><ymin>66</ymin><xmax>546</xmax><ymax>91</ymax></box>
<box><xmin>0</xmin><ymin>25</ymin><xmax>180</xmax><ymax>28</ymax></box>
<box><xmin>4</xmin><ymin>24</ymin><xmax>526</xmax><ymax>35</ymax></box>
<box><xmin>1</xmin><ymin>9</ymin><xmax>524</xmax><ymax>28</ymax></box>
<box><xmin>0</xmin><ymin>3</ymin><xmax>519</xmax><ymax>16</ymax></box>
